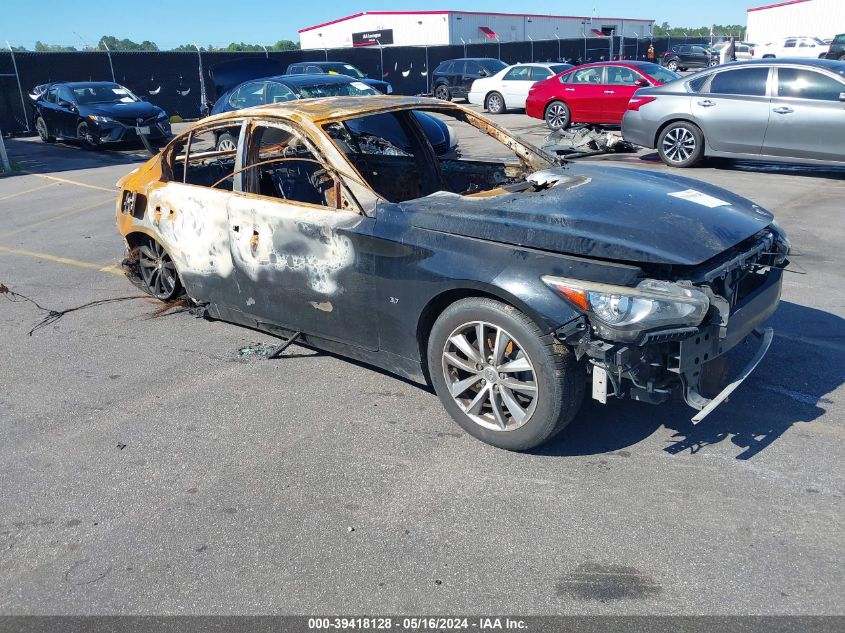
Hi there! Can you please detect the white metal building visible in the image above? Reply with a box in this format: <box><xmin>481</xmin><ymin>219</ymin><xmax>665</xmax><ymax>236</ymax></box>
<box><xmin>746</xmin><ymin>0</ymin><xmax>845</xmax><ymax>44</ymax></box>
<box><xmin>298</xmin><ymin>11</ymin><xmax>655</xmax><ymax>50</ymax></box>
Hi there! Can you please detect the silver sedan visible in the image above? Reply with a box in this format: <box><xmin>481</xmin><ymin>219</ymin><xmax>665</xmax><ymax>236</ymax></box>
<box><xmin>622</xmin><ymin>59</ymin><xmax>845</xmax><ymax>167</ymax></box>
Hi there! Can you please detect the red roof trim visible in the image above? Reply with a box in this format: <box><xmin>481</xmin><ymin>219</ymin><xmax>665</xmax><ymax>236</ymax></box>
<box><xmin>299</xmin><ymin>10</ymin><xmax>654</xmax><ymax>33</ymax></box>
<box><xmin>747</xmin><ymin>0</ymin><xmax>811</xmax><ymax>12</ymax></box>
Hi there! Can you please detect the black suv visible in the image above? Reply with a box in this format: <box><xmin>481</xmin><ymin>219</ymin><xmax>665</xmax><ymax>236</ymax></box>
<box><xmin>432</xmin><ymin>58</ymin><xmax>507</xmax><ymax>101</ymax></box>
<box><xmin>826</xmin><ymin>34</ymin><xmax>845</xmax><ymax>60</ymax></box>
<box><xmin>661</xmin><ymin>44</ymin><xmax>719</xmax><ymax>71</ymax></box>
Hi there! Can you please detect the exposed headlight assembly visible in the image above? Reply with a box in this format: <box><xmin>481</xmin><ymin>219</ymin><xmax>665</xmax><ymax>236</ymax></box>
<box><xmin>542</xmin><ymin>276</ymin><xmax>710</xmax><ymax>341</ymax></box>
<box><xmin>88</xmin><ymin>115</ymin><xmax>115</xmax><ymax>123</ymax></box>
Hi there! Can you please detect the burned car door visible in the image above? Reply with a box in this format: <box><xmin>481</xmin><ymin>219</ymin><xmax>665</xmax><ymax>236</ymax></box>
<box><xmin>225</xmin><ymin>121</ymin><xmax>378</xmax><ymax>350</ymax></box>
<box><xmin>146</xmin><ymin>121</ymin><xmax>244</xmax><ymax>306</ymax></box>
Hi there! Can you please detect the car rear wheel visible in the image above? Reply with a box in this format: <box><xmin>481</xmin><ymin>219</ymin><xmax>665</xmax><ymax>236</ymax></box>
<box><xmin>36</xmin><ymin>116</ymin><xmax>55</xmax><ymax>143</ymax></box>
<box><xmin>216</xmin><ymin>132</ymin><xmax>237</xmax><ymax>152</ymax></box>
<box><xmin>709</xmin><ymin>59</ymin><xmax>719</xmax><ymax>67</ymax></box>
<box><xmin>434</xmin><ymin>84</ymin><xmax>451</xmax><ymax>101</ymax></box>
<box><xmin>657</xmin><ymin>121</ymin><xmax>705</xmax><ymax>168</ymax></box>
<box><xmin>427</xmin><ymin>297</ymin><xmax>585</xmax><ymax>451</ymax></box>
<box><xmin>544</xmin><ymin>101</ymin><xmax>571</xmax><ymax>130</ymax></box>
<box><xmin>76</xmin><ymin>121</ymin><xmax>99</xmax><ymax>150</ymax></box>
<box><xmin>138</xmin><ymin>238</ymin><xmax>183</xmax><ymax>301</ymax></box>
<box><xmin>486</xmin><ymin>91</ymin><xmax>505</xmax><ymax>114</ymax></box>
<box><xmin>666</xmin><ymin>60</ymin><xmax>679</xmax><ymax>71</ymax></box>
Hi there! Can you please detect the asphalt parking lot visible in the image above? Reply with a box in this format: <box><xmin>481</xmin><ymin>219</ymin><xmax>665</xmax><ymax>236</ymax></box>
<box><xmin>1</xmin><ymin>106</ymin><xmax>843</xmax><ymax>615</ymax></box>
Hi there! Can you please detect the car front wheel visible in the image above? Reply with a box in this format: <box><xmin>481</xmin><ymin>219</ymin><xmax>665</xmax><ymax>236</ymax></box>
<box><xmin>434</xmin><ymin>84</ymin><xmax>451</xmax><ymax>101</ymax></box>
<box><xmin>138</xmin><ymin>238</ymin><xmax>183</xmax><ymax>301</ymax></box>
<box><xmin>216</xmin><ymin>132</ymin><xmax>238</xmax><ymax>152</ymax></box>
<box><xmin>427</xmin><ymin>297</ymin><xmax>585</xmax><ymax>451</ymax></box>
<box><xmin>666</xmin><ymin>60</ymin><xmax>679</xmax><ymax>71</ymax></box>
<box><xmin>544</xmin><ymin>101</ymin><xmax>571</xmax><ymax>130</ymax></box>
<box><xmin>76</xmin><ymin>121</ymin><xmax>99</xmax><ymax>150</ymax></box>
<box><xmin>657</xmin><ymin>121</ymin><xmax>705</xmax><ymax>168</ymax></box>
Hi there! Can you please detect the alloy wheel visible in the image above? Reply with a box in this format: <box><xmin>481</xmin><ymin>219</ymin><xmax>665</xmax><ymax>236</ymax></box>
<box><xmin>139</xmin><ymin>240</ymin><xmax>179</xmax><ymax>300</ymax></box>
<box><xmin>36</xmin><ymin>117</ymin><xmax>49</xmax><ymax>141</ymax></box>
<box><xmin>662</xmin><ymin>127</ymin><xmax>696</xmax><ymax>163</ymax></box>
<box><xmin>545</xmin><ymin>103</ymin><xmax>569</xmax><ymax>129</ymax></box>
<box><xmin>667</xmin><ymin>61</ymin><xmax>678</xmax><ymax>71</ymax></box>
<box><xmin>217</xmin><ymin>137</ymin><xmax>237</xmax><ymax>152</ymax></box>
<box><xmin>435</xmin><ymin>85</ymin><xmax>450</xmax><ymax>100</ymax></box>
<box><xmin>487</xmin><ymin>93</ymin><xmax>503</xmax><ymax>113</ymax></box>
<box><xmin>441</xmin><ymin>320</ymin><xmax>538</xmax><ymax>432</ymax></box>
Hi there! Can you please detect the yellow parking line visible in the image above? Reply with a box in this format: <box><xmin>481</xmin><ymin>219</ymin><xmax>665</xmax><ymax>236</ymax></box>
<box><xmin>0</xmin><ymin>245</ymin><xmax>124</xmax><ymax>276</ymax></box>
<box><xmin>21</xmin><ymin>172</ymin><xmax>115</xmax><ymax>193</ymax></box>
<box><xmin>0</xmin><ymin>196</ymin><xmax>115</xmax><ymax>238</ymax></box>
<box><xmin>0</xmin><ymin>182</ymin><xmax>60</xmax><ymax>201</ymax></box>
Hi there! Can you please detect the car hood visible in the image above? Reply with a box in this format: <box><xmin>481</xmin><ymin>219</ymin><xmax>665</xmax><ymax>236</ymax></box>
<box><xmin>399</xmin><ymin>164</ymin><xmax>774</xmax><ymax>266</ymax></box>
<box><xmin>83</xmin><ymin>101</ymin><xmax>162</xmax><ymax>119</ymax></box>
<box><xmin>361</xmin><ymin>78</ymin><xmax>391</xmax><ymax>91</ymax></box>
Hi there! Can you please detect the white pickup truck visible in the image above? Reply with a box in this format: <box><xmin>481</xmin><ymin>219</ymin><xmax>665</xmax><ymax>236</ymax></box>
<box><xmin>757</xmin><ymin>36</ymin><xmax>830</xmax><ymax>59</ymax></box>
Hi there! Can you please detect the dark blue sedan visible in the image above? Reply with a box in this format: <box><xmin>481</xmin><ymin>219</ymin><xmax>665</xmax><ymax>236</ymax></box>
<box><xmin>210</xmin><ymin>74</ymin><xmax>456</xmax><ymax>155</ymax></box>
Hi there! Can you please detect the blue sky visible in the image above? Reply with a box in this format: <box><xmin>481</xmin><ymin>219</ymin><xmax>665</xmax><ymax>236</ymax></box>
<box><xmin>4</xmin><ymin>0</ymin><xmax>753</xmax><ymax>49</ymax></box>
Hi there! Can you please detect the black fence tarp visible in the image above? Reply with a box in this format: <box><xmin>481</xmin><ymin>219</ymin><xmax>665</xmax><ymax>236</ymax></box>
<box><xmin>0</xmin><ymin>37</ymin><xmax>678</xmax><ymax>135</ymax></box>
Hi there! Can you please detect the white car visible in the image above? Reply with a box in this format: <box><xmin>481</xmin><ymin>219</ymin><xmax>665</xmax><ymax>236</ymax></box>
<box><xmin>757</xmin><ymin>37</ymin><xmax>830</xmax><ymax>59</ymax></box>
<box><xmin>713</xmin><ymin>41</ymin><xmax>756</xmax><ymax>61</ymax></box>
<box><xmin>467</xmin><ymin>62</ymin><xmax>572</xmax><ymax>114</ymax></box>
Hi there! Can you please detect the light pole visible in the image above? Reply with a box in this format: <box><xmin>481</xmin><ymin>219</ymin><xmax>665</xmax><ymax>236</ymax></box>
<box><xmin>460</xmin><ymin>37</ymin><xmax>467</xmax><ymax>57</ymax></box>
<box><xmin>376</xmin><ymin>40</ymin><xmax>384</xmax><ymax>81</ymax></box>
<box><xmin>260</xmin><ymin>44</ymin><xmax>269</xmax><ymax>59</ymax></box>
<box><xmin>554</xmin><ymin>32</ymin><xmax>560</xmax><ymax>61</ymax></box>
<box><xmin>100</xmin><ymin>39</ymin><xmax>116</xmax><ymax>82</ymax></box>
<box><xmin>194</xmin><ymin>43</ymin><xmax>207</xmax><ymax>117</ymax></box>
<box><xmin>495</xmin><ymin>35</ymin><xmax>501</xmax><ymax>60</ymax></box>
<box><xmin>626</xmin><ymin>30</ymin><xmax>640</xmax><ymax>60</ymax></box>
<box><xmin>5</xmin><ymin>41</ymin><xmax>29</xmax><ymax>131</ymax></box>
<box><xmin>528</xmin><ymin>35</ymin><xmax>534</xmax><ymax>62</ymax></box>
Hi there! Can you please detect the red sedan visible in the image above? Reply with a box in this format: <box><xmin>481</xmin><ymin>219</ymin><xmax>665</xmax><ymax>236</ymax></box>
<box><xmin>526</xmin><ymin>61</ymin><xmax>681</xmax><ymax>130</ymax></box>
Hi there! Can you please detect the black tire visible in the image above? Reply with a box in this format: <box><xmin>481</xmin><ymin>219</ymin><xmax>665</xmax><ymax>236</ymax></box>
<box><xmin>76</xmin><ymin>121</ymin><xmax>99</xmax><ymax>150</ymax></box>
<box><xmin>35</xmin><ymin>116</ymin><xmax>55</xmax><ymax>143</ymax></box>
<box><xmin>839</xmin><ymin>55</ymin><xmax>845</xmax><ymax>62</ymax></box>
<box><xmin>215</xmin><ymin>132</ymin><xmax>238</xmax><ymax>152</ymax></box>
<box><xmin>137</xmin><ymin>238</ymin><xmax>183</xmax><ymax>301</ymax></box>
<box><xmin>657</xmin><ymin>121</ymin><xmax>705</xmax><ymax>168</ymax></box>
<box><xmin>666</xmin><ymin>59</ymin><xmax>679</xmax><ymax>71</ymax></box>
<box><xmin>544</xmin><ymin>100</ymin><xmax>571</xmax><ymax>130</ymax></box>
<box><xmin>434</xmin><ymin>84</ymin><xmax>451</xmax><ymax>101</ymax></box>
<box><xmin>427</xmin><ymin>297</ymin><xmax>585</xmax><ymax>451</ymax></box>
<box><xmin>485</xmin><ymin>91</ymin><xmax>506</xmax><ymax>114</ymax></box>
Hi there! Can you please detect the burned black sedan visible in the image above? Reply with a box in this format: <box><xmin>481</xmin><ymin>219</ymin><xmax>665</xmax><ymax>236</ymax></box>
<box><xmin>116</xmin><ymin>96</ymin><xmax>789</xmax><ymax>451</ymax></box>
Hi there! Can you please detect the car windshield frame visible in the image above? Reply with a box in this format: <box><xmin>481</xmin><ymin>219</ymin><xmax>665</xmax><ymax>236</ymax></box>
<box><xmin>71</xmin><ymin>83</ymin><xmax>141</xmax><ymax>105</ymax></box>
<box><xmin>479</xmin><ymin>59</ymin><xmax>508</xmax><ymax>74</ymax></box>
<box><xmin>292</xmin><ymin>81</ymin><xmax>379</xmax><ymax>99</ymax></box>
<box><xmin>322</xmin><ymin>63</ymin><xmax>367</xmax><ymax>79</ymax></box>
<box><xmin>637</xmin><ymin>63</ymin><xmax>682</xmax><ymax>84</ymax></box>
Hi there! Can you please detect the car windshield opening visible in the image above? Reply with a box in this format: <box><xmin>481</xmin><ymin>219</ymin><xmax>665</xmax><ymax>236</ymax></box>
<box><xmin>323</xmin><ymin>63</ymin><xmax>366</xmax><ymax>79</ymax></box>
<box><xmin>295</xmin><ymin>82</ymin><xmax>379</xmax><ymax>98</ymax></box>
<box><xmin>637</xmin><ymin>63</ymin><xmax>681</xmax><ymax>84</ymax></box>
<box><xmin>73</xmin><ymin>84</ymin><xmax>140</xmax><ymax>105</ymax></box>
<box><xmin>323</xmin><ymin>108</ymin><xmax>554</xmax><ymax>203</ymax></box>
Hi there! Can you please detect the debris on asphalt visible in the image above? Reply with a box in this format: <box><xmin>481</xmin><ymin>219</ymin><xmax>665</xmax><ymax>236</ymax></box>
<box><xmin>347</xmin><ymin>526</ymin><xmax>355</xmax><ymax>533</ymax></box>
<box><xmin>237</xmin><ymin>343</ymin><xmax>282</xmax><ymax>360</ymax></box>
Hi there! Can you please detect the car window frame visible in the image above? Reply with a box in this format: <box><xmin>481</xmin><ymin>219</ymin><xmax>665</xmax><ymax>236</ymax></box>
<box><xmin>605</xmin><ymin>65</ymin><xmax>641</xmax><ymax>86</ymax></box>
<box><xmin>228</xmin><ymin>81</ymin><xmax>267</xmax><ymax>110</ymax></box>
<box><xmin>566</xmin><ymin>66</ymin><xmax>606</xmax><ymax>85</ymax></box>
<box><xmin>775</xmin><ymin>66</ymin><xmax>845</xmax><ymax>102</ymax></box>
<box><xmin>288</xmin><ymin>65</ymin><xmax>304</xmax><ymax>74</ymax></box>
<box><xmin>239</xmin><ymin>119</ymin><xmax>356</xmax><ymax>213</ymax></box>
<box><xmin>57</xmin><ymin>86</ymin><xmax>75</xmax><ymax>107</ymax></box>
<box><xmin>164</xmin><ymin>119</ymin><xmax>247</xmax><ymax>190</ymax></box>
<box><xmin>703</xmin><ymin>66</ymin><xmax>773</xmax><ymax>97</ymax></box>
<box><xmin>464</xmin><ymin>61</ymin><xmax>482</xmax><ymax>76</ymax></box>
<box><xmin>265</xmin><ymin>81</ymin><xmax>297</xmax><ymax>104</ymax></box>
<box><xmin>45</xmin><ymin>86</ymin><xmax>58</xmax><ymax>104</ymax></box>
<box><xmin>503</xmin><ymin>65</ymin><xmax>532</xmax><ymax>81</ymax></box>
<box><xmin>530</xmin><ymin>66</ymin><xmax>553</xmax><ymax>81</ymax></box>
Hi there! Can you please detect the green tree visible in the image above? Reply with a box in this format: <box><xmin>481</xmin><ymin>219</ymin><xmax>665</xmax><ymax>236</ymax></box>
<box><xmin>97</xmin><ymin>35</ymin><xmax>159</xmax><ymax>51</ymax></box>
<box><xmin>34</xmin><ymin>41</ymin><xmax>77</xmax><ymax>52</ymax></box>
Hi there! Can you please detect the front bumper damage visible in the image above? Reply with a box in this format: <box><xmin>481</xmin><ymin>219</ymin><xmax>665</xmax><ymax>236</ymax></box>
<box><xmin>92</xmin><ymin>118</ymin><xmax>172</xmax><ymax>144</ymax></box>
<box><xmin>555</xmin><ymin>230</ymin><xmax>787</xmax><ymax>422</ymax></box>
